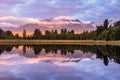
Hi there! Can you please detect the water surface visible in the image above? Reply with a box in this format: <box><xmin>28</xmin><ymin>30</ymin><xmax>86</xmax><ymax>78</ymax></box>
<box><xmin>0</xmin><ymin>45</ymin><xmax>120</xmax><ymax>80</ymax></box>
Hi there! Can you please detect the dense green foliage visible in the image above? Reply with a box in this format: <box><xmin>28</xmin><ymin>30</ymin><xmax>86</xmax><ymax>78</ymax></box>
<box><xmin>80</xmin><ymin>20</ymin><xmax>120</xmax><ymax>40</ymax></box>
<box><xmin>42</xmin><ymin>29</ymin><xmax>80</xmax><ymax>40</ymax></box>
<box><xmin>0</xmin><ymin>29</ymin><xmax>14</xmax><ymax>39</ymax></box>
<box><xmin>33</xmin><ymin>29</ymin><xmax>42</xmax><ymax>39</ymax></box>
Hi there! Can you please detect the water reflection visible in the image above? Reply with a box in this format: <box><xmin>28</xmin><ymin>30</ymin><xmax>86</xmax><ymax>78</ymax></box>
<box><xmin>0</xmin><ymin>45</ymin><xmax>120</xmax><ymax>80</ymax></box>
<box><xmin>0</xmin><ymin>45</ymin><xmax>120</xmax><ymax>66</ymax></box>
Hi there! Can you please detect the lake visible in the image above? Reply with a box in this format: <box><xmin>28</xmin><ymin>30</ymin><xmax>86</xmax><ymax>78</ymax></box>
<box><xmin>0</xmin><ymin>44</ymin><xmax>120</xmax><ymax>80</ymax></box>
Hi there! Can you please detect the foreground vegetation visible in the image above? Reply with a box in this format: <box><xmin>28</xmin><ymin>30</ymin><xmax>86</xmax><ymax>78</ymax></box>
<box><xmin>1</xmin><ymin>40</ymin><xmax>120</xmax><ymax>46</ymax></box>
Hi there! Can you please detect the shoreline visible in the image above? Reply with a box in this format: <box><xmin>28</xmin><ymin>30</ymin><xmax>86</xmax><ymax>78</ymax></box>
<box><xmin>0</xmin><ymin>40</ymin><xmax>120</xmax><ymax>46</ymax></box>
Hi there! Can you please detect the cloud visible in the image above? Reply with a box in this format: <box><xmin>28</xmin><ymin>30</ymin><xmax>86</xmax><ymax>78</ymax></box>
<box><xmin>0</xmin><ymin>0</ymin><xmax>27</xmax><ymax>16</ymax></box>
<box><xmin>0</xmin><ymin>16</ymin><xmax>41</xmax><ymax>27</ymax></box>
<box><xmin>0</xmin><ymin>53</ymin><xmax>80</xmax><ymax>66</ymax></box>
<box><xmin>0</xmin><ymin>22</ymin><xmax>18</xmax><ymax>28</ymax></box>
<box><xmin>0</xmin><ymin>16</ymin><xmax>41</xmax><ymax>24</ymax></box>
<box><xmin>0</xmin><ymin>0</ymin><xmax>120</xmax><ymax>23</ymax></box>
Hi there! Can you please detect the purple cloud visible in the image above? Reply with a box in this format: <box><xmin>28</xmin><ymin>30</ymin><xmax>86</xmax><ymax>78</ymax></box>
<box><xmin>0</xmin><ymin>0</ymin><xmax>120</xmax><ymax>23</ymax></box>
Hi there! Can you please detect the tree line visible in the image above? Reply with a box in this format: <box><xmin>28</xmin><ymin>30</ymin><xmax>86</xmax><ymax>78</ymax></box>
<box><xmin>0</xmin><ymin>28</ymin><xmax>80</xmax><ymax>40</ymax></box>
<box><xmin>80</xmin><ymin>19</ymin><xmax>120</xmax><ymax>40</ymax></box>
<box><xmin>0</xmin><ymin>19</ymin><xmax>120</xmax><ymax>40</ymax></box>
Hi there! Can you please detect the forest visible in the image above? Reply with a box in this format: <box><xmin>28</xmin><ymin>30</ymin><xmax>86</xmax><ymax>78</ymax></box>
<box><xmin>0</xmin><ymin>19</ymin><xmax>120</xmax><ymax>40</ymax></box>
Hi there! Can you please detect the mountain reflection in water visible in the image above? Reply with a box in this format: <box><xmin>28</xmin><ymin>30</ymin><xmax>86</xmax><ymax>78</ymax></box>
<box><xmin>0</xmin><ymin>45</ymin><xmax>120</xmax><ymax>80</ymax></box>
<box><xmin>0</xmin><ymin>45</ymin><xmax>120</xmax><ymax>66</ymax></box>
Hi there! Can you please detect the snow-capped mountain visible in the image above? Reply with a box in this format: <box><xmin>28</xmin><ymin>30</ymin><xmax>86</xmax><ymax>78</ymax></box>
<box><xmin>0</xmin><ymin>16</ymin><xmax>96</xmax><ymax>35</ymax></box>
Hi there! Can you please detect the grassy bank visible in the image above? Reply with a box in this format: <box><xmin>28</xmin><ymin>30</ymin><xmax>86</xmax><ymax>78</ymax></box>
<box><xmin>0</xmin><ymin>40</ymin><xmax>120</xmax><ymax>46</ymax></box>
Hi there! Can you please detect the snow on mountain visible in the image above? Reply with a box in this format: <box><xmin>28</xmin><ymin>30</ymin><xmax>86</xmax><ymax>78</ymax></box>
<box><xmin>90</xmin><ymin>22</ymin><xmax>100</xmax><ymax>28</ymax></box>
<box><xmin>0</xmin><ymin>16</ymin><xmax>96</xmax><ymax>35</ymax></box>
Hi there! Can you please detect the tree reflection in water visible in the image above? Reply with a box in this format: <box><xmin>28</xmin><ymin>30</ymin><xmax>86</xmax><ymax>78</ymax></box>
<box><xmin>0</xmin><ymin>44</ymin><xmax>120</xmax><ymax>66</ymax></box>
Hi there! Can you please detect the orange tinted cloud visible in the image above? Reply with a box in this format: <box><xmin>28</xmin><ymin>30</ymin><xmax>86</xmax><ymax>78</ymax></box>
<box><xmin>0</xmin><ymin>16</ymin><xmax>41</xmax><ymax>27</ymax></box>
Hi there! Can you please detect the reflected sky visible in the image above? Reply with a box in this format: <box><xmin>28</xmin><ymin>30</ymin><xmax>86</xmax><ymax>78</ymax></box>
<box><xmin>0</xmin><ymin>45</ymin><xmax>120</xmax><ymax>80</ymax></box>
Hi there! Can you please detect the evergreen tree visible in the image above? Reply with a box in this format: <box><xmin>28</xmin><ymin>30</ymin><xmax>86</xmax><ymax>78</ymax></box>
<box><xmin>0</xmin><ymin>28</ymin><xmax>5</xmax><ymax>39</ymax></box>
<box><xmin>54</xmin><ymin>29</ymin><xmax>58</xmax><ymax>34</ymax></box>
<box><xmin>5</xmin><ymin>30</ymin><xmax>13</xmax><ymax>39</ymax></box>
<box><xmin>114</xmin><ymin>21</ymin><xmax>120</xmax><ymax>26</ymax></box>
<box><xmin>23</xmin><ymin>29</ymin><xmax>26</xmax><ymax>39</ymax></box>
<box><xmin>70</xmin><ymin>30</ymin><xmax>74</xmax><ymax>34</ymax></box>
<box><xmin>103</xmin><ymin>19</ymin><xmax>109</xmax><ymax>29</ymax></box>
<box><xmin>15</xmin><ymin>34</ymin><xmax>20</xmax><ymax>39</ymax></box>
<box><xmin>33</xmin><ymin>28</ymin><xmax>42</xmax><ymax>39</ymax></box>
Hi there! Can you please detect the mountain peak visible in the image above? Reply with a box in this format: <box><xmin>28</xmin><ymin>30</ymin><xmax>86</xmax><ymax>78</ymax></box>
<box><xmin>42</xmin><ymin>16</ymin><xmax>82</xmax><ymax>24</ymax></box>
<box><xmin>52</xmin><ymin>16</ymin><xmax>72</xmax><ymax>20</ymax></box>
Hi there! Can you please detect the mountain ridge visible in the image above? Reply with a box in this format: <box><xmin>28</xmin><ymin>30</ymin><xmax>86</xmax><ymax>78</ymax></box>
<box><xmin>0</xmin><ymin>17</ymin><xmax>96</xmax><ymax>36</ymax></box>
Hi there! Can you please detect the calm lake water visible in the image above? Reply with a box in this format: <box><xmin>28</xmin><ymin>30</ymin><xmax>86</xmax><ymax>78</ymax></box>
<box><xmin>0</xmin><ymin>45</ymin><xmax>120</xmax><ymax>80</ymax></box>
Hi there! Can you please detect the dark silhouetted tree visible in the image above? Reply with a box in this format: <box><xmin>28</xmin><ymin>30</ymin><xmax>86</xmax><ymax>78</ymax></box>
<box><xmin>103</xmin><ymin>19</ymin><xmax>109</xmax><ymax>29</ymax></box>
<box><xmin>23</xmin><ymin>29</ymin><xmax>26</xmax><ymax>39</ymax></box>
<box><xmin>33</xmin><ymin>28</ymin><xmax>42</xmax><ymax>39</ymax></box>
<box><xmin>15</xmin><ymin>34</ymin><xmax>20</xmax><ymax>39</ymax></box>
<box><xmin>5</xmin><ymin>30</ymin><xmax>13</xmax><ymax>39</ymax></box>
<box><xmin>114</xmin><ymin>20</ymin><xmax>120</xmax><ymax>26</ymax></box>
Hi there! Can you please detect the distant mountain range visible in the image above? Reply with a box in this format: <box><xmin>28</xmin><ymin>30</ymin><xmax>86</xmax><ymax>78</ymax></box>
<box><xmin>0</xmin><ymin>17</ymin><xmax>96</xmax><ymax>36</ymax></box>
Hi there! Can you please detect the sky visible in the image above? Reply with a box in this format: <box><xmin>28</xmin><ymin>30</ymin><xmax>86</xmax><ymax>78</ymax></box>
<box><xmin>0</xmin><ymin>0</ymin><xmax>120</xmax><ymax>25</ymax></box>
